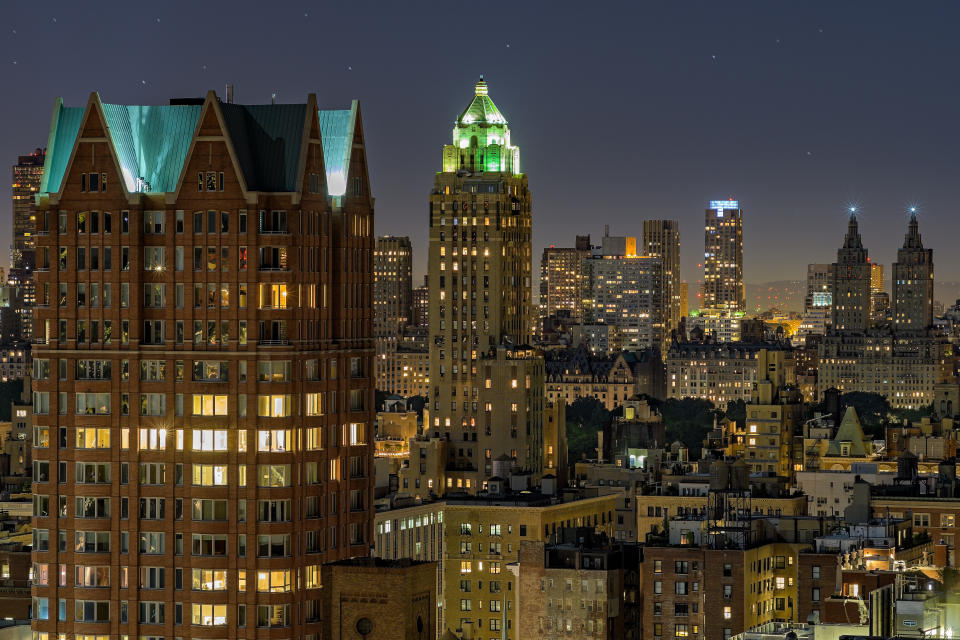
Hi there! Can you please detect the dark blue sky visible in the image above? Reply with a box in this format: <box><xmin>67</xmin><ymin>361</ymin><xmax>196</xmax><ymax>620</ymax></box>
<box><xmin>3</xmin><ymin>1</ymin><xmax>959</xmax><ymax>297</ymax></box>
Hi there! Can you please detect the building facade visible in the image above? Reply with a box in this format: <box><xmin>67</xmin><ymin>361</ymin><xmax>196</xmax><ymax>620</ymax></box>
<box><xmin>831</xmin><ymin>213</ymin><xmax>872</xmax><ymax>332</ymax></box>
<box><xmin>374</xmin><ymin>235</ymin><xmax>413</xmax><ymax>393</ymax></box>
<box><xmin>666</xmin><ymin>343</ymin><xmax>794</xmax><ymax>406</ymax></box>
<box><xmin>643</xmin><ymin>219</ymin><xmax>682</xmax><ymax>336</ymax></box>
<box><xmin>539</xmin><ymin>241</ymin><xmax>589</xmax><ymax>322</ymax></box>
<box><xmin>31</xmin><ymin>91</ymin><xmax>375</xmax><ymax>639</ymax></box>
<box><xmin>11</xmin><ymin>149</ymin><xmax>45</xmax><ymax>344</ymax></box>
<box><xmin>425</xmin><ymin>78</ymin><xmax>542</xmax><ymax>492</ymax></box>
<box><xmin>805</xmin><ymin>263</ymin><xmax>834</xmax><ymax>315</ymax></box>
<box><xmin>581</xmin><ymin>247</ymin><xmax>664</xmax><ymax>353</ymax></box>
<box><xmin>893</xmin><ymin>212</ymin><xmax>934</xmax><ymax>332</ymax></box>
<box><xmin>321</xmin><ymin>558</ymin><xmax>437</xmax><ymax>640</ymax></box>
<box><xmin>819</xmin><ymin>214</ymin><xmax>947</xmax><ymax>409</ymax></box>
<box><xmin>701</xmin><ymin>200</ymin><xmax>744</xmax><ymax>312</ymax></box>
<box><xmin>411</xmin><ymin>275</ymin><xmax>429</xmax><ymax>328</ymax></box>
<box><xmin>515</xmin><ymin>534</ymin><xmax>641</xmax><ymax>640</ymax></box>
<box><xmin>373</xmin><ymin>492</ymin><xmax>617</xmax><ymax>638</ymax></box>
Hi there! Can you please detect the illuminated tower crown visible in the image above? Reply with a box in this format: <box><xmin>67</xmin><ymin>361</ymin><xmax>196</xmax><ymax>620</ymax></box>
<box><xmin>441</xmin><ymin>76</ymin><xmax>520</xmax><ymax>173</ymax></box>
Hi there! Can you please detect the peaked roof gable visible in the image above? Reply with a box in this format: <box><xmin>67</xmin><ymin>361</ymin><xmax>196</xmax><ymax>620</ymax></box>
<box><xmin>41</xmin><ymin>92</ymin><xmax>348</xmax><ymax>198</ymax></box>
<box><xmin>41</xmin><ymin>94</ymin><xmax>202</xmax><ymax>196</ymax></box>
<box><xmin>220</xmin><ymin>102</ymin><xmax>307</xmax><ymax>192</ymax></box>
<box><xmin>40</xmin><ymin>99</ymin><xmax>86</xmax><ymax>194</ymax></box>
<box><xmin>318</xmin><ymin>105</ymin><xmax>353</xmax><ymax>197</ymax></box>
<box><xmin>101</xmin><ymin>103</ymin><xmax>202</xmax><ymax>193</ymax></box>
<box><xmin>828</xmin><ymin>406</ymin><xmax>869</xmax><ymax>456</ymax></box>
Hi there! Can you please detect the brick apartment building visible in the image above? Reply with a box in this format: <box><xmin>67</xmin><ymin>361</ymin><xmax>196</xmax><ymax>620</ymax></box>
<box><xmin>30</xmin><ymin>90</ymin><xmax>375</xmax><ymax>638</ymax></box>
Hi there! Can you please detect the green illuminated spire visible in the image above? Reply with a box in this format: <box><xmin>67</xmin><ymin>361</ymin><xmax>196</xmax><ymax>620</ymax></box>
<box><xmin>457</xmin><ymin>76</ymin><xmax>507</xmax><ymax>126</ymax></box>
<box><xmin>442</xmin><ymin>76</ymin><xmax>520</xmax><ymax>174</ymax></box>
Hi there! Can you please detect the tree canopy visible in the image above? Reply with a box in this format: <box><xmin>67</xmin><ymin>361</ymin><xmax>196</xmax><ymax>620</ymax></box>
<box><xmin>565</xmin><ymin>397</ymin><xmax>610</xmax><ymax>464</ymax></box>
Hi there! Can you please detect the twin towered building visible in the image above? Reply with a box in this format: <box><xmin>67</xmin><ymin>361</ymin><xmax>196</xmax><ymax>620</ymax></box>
<box><xmin>819</xmin><ymin>209</ymin><xmax>946</xmax><ymax>408</ymax></box>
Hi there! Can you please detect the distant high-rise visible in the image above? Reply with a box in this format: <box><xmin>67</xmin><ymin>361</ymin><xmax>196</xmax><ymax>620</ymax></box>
<box><xmin>374</xmin><ymin>236</ymin><xmax>413</xmax><ymax>393</ymax></box>
<box><xmin>819</xmin><ymin>211</ymin><xmax>946</xmax><ymax>409</ymax></box>
<box><xmin>374</xmin><ymin>236</ymin><xmax>413</xmax><ymax>334</ymax></box>
<box><xmin>893</xmin><ymin>211</ymin><xmax>934</xmax><ymax>331</ymax></box>
<box><xmin>582</xmin><ymin>232</ymin><xmax>663</xmax><ymax>352</ymax></box>
<box><xmin>643</xmin><ymin>219</ymin><xmax>681</xmax><ymax>335</ymax></box>
<box><xmin>10</xmin><ymin>148</ymin><xmax>44</xmax><ymax>342</ymax></box>
<box><xmin>831</xmin><ymin>211</ymin><xmax>872</xmax><ymax>332</ymax></box>
<box><xmin>678</xmin><ymin>282</ymin><xmax>689</xmax><ymax>320</ymax></box>
<box><xmin>701</xmin><ymin>200</ymin><xmax>744</xmax><ymax>311</ymax></box>
<box><xmin>870</xmin><ymin>263</ymin><xmax>884</xmax><ymax>295</ymax></box>
<box><xmin>540</xmin><ymin>241</ymin><xmax>589</xmax><ymax>321</ymax></box>
<box><xmin>804</xmin><ymin>264</ymin><xmax>834</xmax><ymax>314</ymax></box>
<box><xmin>411</xmin><ymin>275</ymin><xmax>429</xmax><ymax>327</ymax></box>
<box><xmin>11</xmin><ymin>149</ymin><xmax>43</xmax><ymax>267</ymax></box>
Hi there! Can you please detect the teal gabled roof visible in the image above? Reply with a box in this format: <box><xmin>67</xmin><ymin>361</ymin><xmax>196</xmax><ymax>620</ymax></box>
<box><xmin>40</xmin><ymin>98</ymin><xmax>202</xmax><ymax>195</ymax></box>
<box><xmin>457</xmin><ymin>77</ymin><xmax>506</xmax><ymax>125</ymax></box>
<box><xmin>318</xmin><ymin>104</ymin><xmax>356</xmax><ymax>197</ymax></box>
<box><xmin>101</xmin><ymin>103</ymin><xmax>202</xmax><ymax>193</ymax></box>
<box><xmin>219</xmin><ymin>103</ymin><xmax>307</xmax><ymax>192</ymax></box>
<box><xmin>39</xmin><ymin>100</ymin><xmax>84</xmax><ymax>194</ymax></box>
<box><xmin>40</xmin><ymin>94</ymin><xmax>359</xmax><ymax>197</ymax></box>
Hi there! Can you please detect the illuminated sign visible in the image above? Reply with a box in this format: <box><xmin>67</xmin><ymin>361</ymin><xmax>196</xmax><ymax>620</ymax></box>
<box><xmin>709</xmin><ymin>200</ymin><xmax>739</xmax><ymax>210</ymax></box>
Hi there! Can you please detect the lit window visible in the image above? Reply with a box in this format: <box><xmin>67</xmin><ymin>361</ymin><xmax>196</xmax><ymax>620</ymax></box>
<box><xmin>192</xmin><ymin>394</ymin><xmax>228</xmax><ymax>416</ymax></box>
<box><xmin>192</xmin><ymin>429</ymin><xmax>228</xmax><ymax>452</ymax></box>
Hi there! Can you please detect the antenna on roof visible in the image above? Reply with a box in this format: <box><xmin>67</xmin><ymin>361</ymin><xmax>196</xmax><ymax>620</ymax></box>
<box><xmin>225</xmin><ymin>84</ymin><xmax>234</xmax><ymax>104</ymax></box>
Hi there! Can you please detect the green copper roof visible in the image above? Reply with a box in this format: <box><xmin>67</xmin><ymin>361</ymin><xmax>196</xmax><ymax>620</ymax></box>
<box><xmin>827</xmin><ymin>406</ymin><xmax>868</xmax><ymax>456</ymax></box>
<box><xmin>220</xmin><ymin>103</ymin><xmax>307</xmax><ymax>192</ymax></box>
<box><xmin>318</xmin><ymin>105</ymin><xmax>356</xmax><ymax>197</ymax></box>
<box><xmin>457</xmin><ymin>77</ymin><xmax>507</xmax><ymax>125</ymax></box>
<box><xmin>39</xmin><ymin>100</ymin><xmax>85</xmax><ymax>194</ymax></box>
<box><xmin>101</xmin><ymin>103</ymin><xmax>202</xmax><ymax>193</ymax></box>
<box><xmin>40</xmin><ymin>99</ymin><xmax>202</xmax><ymax>195</ymax></box>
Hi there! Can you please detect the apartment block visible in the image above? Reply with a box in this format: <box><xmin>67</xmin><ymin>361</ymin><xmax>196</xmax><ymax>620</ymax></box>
<box><xmin>31</xmin><ymin>91</ymin><xmax>375</xmax><ymax>639</ymax></box>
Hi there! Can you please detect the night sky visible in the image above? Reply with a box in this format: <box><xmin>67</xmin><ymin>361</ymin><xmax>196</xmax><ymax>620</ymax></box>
<box><xmin>3</xmin><ymin>1</ymin><xmax>959</xmax><ymax>302</ymax></box>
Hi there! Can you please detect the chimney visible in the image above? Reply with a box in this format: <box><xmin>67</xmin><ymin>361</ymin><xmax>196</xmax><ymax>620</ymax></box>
<box><xmin>225</xmin><ymin>84</ymin><xmax>234</xmax><ymax>104</ymax></box>
<box><xmin>271</xmin><ymin>92</ymin><xmax>277</xmax><ymax>105</ymax></box>
<box><xmin>604</xmin><ymin>224</ymin><xmax>610</xmax><ymax>238</ymax></box>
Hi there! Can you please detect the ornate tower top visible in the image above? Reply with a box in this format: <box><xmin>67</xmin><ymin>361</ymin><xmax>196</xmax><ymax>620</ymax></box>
<box><xmin>442</xmin><ymin>77</ymin><xmax>520</xmax><ymax>173</ymax></box>
<box><xmin>843</xmin><ymin>208</ymin><xmax>863</xmax><ymax>250</ymax></box>
<box><xmin>902</xmin><ymin>207</ymin><xmax>923</xmax><ymax>250</ymax></box>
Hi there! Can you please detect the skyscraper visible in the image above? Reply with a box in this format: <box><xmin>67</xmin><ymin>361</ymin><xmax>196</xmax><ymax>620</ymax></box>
<box><xmin>893</xmin><ymin>211</ymin><xmax>934</xmax><ymax>331</ymax></box>
<box><xmin>804</xmin><ymin>264</ymin><xmax>834</xmax><ymax>314</ymax></box>
<box><xmin>374</xmin><ymin>236</ymin><xmax>413</xmax><ymax>334</ymax></box>
<box><xmin>539</xmin><ymin>237</ymin><xmax>589</xmax><ymax>321</ymax></box>
<box><xmin>701</xmin><ymin>200</ymin><xmax>744</xmax><ymax>312</ymax></box>
<box><xmin>831</xmin><ymin>211</ymin><xmax>872</xmax><ymax>332</ymax></box>
<box><xmin>11</xmin><ymin>149</ymin><xmax>44</xmax><ymax>268</ymax></box>
<box><xmin>426</xmin><ymin>77</ymin><xmax>546</xmax><ymax>492</ymax></box>
<box><xmin>32</xmin><ymin>91</ymin><xmax>375</xmax><ymax>639</ymax></box>
<box><xmin>581</xmin><ymin>233</ymin><xmax>664</xmax><ymax>352</ymax></box>
<box><xmin>374</xmin><ymin>236</ymin><xmax>413</xmax><ymax>393</ymax></box>
<box><xmin>818</xmin><ymin>211</ymin><xmax>945</xmax><ymax>409</ymax></box>
<box><xmin>10</xmin><ymin>148</ymin><xmax>45</xmax><ymax>342</ymax></box>
<box><xmin>411</xmin><ymin>275</ymin><xmax>429</xmax><ymax>328</ymax></box>
<box><xmin>643</xmin><ymin>219</ymin><xmax>681</xmax><ymax>334</ymax></box>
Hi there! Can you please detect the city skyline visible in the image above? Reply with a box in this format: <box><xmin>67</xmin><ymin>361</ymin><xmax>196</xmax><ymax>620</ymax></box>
<box><xmin>4</xmin><ymin>2</ymin><xmax>960</xmax><ymax>291</ymax></box>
